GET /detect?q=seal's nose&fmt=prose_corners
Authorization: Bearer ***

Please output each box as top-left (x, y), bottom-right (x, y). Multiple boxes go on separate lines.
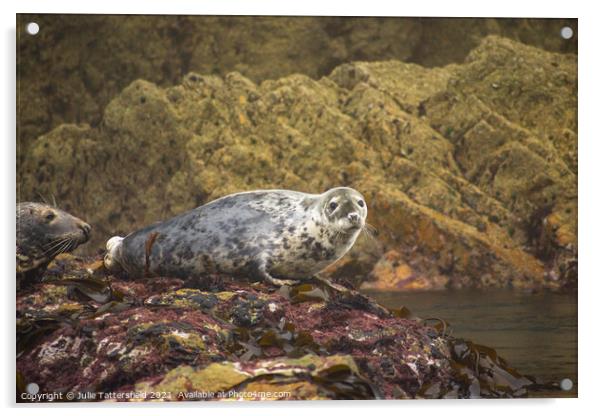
top-left (79, 222), bottom-right (92, 239)
top-left (348, 212), bottom-right (360, 224)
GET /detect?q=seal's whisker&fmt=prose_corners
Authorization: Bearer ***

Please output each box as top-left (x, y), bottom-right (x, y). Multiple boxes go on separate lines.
top-left (51, 237), bottom-right (74, 257)
top-left (43, 236), bottom-right (71, 249)
top-left (335, 230), bottom-right (345, 242)
top-left (56, 239), bottom-right (74, 256)
top-left (365, 223), bottom-right (377, 234)
top-left (65, 239), bottom-right (77, 254)
top-left (36, 192), bottom-right (49, 205)
top-left (48, 239), bottom-right (68, 257)
top-left (363, 224), bottom-right (376, 238)
top-left (43, 236), bottom-right (67, 248)
top-left (42, 237), bottom-right (70, 255)
top-left (361, 227), bottom-right (377, 243)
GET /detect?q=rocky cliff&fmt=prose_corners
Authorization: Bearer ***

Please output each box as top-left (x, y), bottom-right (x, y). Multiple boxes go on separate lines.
top-left (17, 15), bottom-right (577, 166)
top-left (19, 35), bottom-right (577, 290)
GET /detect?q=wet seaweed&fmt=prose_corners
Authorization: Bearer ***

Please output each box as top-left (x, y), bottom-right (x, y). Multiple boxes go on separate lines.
top-left (447, 338), bottom-right (534, 398)
top-left (281, 276), bottom-right (392, 318)
top-left (48, 276), bottom-right (124, 304)
top-left (225, 362), bottom-right (382, 400)
top-left (16, 254), bottom-right (546, 400)
top-left (17, 316), bottom-right (65, 357)
top-left (226, 320), bottom-right (326, 361)
top-left (313, 363), bottom-right (383, 399)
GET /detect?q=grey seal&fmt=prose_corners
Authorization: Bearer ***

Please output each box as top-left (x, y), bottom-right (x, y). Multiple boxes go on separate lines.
top-left (17, 202), bottom-right (92, 284)
top-left (104, 187), bottom-right (367, 286)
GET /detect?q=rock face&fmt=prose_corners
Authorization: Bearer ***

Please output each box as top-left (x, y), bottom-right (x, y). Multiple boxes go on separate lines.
top-left (19, 36), bottom-right (577, 290)
top-left (17, 15), bottom-right (577, 166)
top-left (17, 254), bottom-right (537, 400)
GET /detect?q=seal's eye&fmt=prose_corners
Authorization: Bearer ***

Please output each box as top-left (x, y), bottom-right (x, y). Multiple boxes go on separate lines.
top-left (45, 212), bottom-right (56, 222)
top-left (357, 200), bottom-right (365, 208)
top-left (329, 201), bottom-right (338, 211)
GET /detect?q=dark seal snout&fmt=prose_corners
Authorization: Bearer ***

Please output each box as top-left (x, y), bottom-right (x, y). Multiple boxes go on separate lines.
top-left (78, 221), bottom-right (92, 241)
top-left (347, 212), bottom-right (361, 225)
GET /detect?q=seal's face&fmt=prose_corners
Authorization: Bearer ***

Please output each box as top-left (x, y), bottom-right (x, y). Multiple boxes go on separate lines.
top-left (320, 187), bottom-right (367, 234)
top-left (17, 202), bottom-right (92, 257)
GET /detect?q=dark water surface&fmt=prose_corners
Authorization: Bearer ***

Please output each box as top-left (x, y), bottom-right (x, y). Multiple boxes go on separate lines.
top-left (363, 289), bottom-right (578, 398)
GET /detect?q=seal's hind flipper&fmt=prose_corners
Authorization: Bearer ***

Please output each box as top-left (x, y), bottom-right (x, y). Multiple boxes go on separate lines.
top-left (104, 236), bottom-right (124, 272)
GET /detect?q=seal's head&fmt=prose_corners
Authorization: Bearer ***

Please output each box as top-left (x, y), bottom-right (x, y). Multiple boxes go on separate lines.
top-left (319, 187), bottom-right (367, 234)
top-left (17, 202), bottom-right (91, 263)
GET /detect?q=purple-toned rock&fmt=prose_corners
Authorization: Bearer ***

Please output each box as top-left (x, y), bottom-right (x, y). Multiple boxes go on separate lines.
top-left (17, 254), bottom-right (536, 401)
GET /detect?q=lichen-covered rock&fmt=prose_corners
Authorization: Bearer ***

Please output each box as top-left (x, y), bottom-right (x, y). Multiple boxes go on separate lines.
top-left (17, 255), bottom-right (538, 401)
top-left (19, 36), bottom-right (577, 290)
top-left (133, 355), bottom-right (377, 401)
top-left (17, 15), bottom-right (577, 164)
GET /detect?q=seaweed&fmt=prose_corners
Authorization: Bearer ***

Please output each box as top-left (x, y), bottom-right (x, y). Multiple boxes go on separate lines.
top-left (17, 316), bottom-right (65, 357)
top-left (280, 276), bottom-right (391, 317)
top-left (223, 361), bottom-right (382, 400)
top-left (286, 283), bottom-right (330, 303)
top-left (387, 305), bottom-right (412, 319)
top-left (48, 276), bottom-right (125, 304)
top-left (313, 363), bottom-right (382, 399)
top-left (17, 273), bottom-right (133, 359)
top-left (226, 320), bottom-right (326, 361)
top-left (16, 254), bottom-right (547, 400)
top-left (447, 338), bottom-right (534, 398)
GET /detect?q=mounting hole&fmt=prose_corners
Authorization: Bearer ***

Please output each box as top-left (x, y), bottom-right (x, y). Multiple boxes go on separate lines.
top-left (26, 22), bottom-right (39, 36)
top-left (560, 378), bottom-right (573, 391)
top-left (560, 26), bottom-right (573, 40)
top-left (25, 382), bottom-right (40, 395)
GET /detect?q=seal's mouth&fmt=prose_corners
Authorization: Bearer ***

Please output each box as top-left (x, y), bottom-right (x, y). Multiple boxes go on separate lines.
top-left (336, 217), bottom-right (364, 233)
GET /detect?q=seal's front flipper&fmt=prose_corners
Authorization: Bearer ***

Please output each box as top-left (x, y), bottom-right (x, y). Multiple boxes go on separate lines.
top-left (104, 236), bottom-right (124, 272)
top-left (257, 262), bottom-right (299, 287)
top-left (264, 274), bottom-right (299, 287)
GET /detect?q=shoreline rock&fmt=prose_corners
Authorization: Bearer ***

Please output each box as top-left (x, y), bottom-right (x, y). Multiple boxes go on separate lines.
top-left (17, 254), bottom-right (549, 401)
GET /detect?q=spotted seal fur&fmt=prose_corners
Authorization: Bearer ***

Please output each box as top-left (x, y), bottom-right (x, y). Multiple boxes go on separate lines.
top-left (104, 187), bottom-right (367, 286)
top-left (17, 202), bottom-right (91, 284)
